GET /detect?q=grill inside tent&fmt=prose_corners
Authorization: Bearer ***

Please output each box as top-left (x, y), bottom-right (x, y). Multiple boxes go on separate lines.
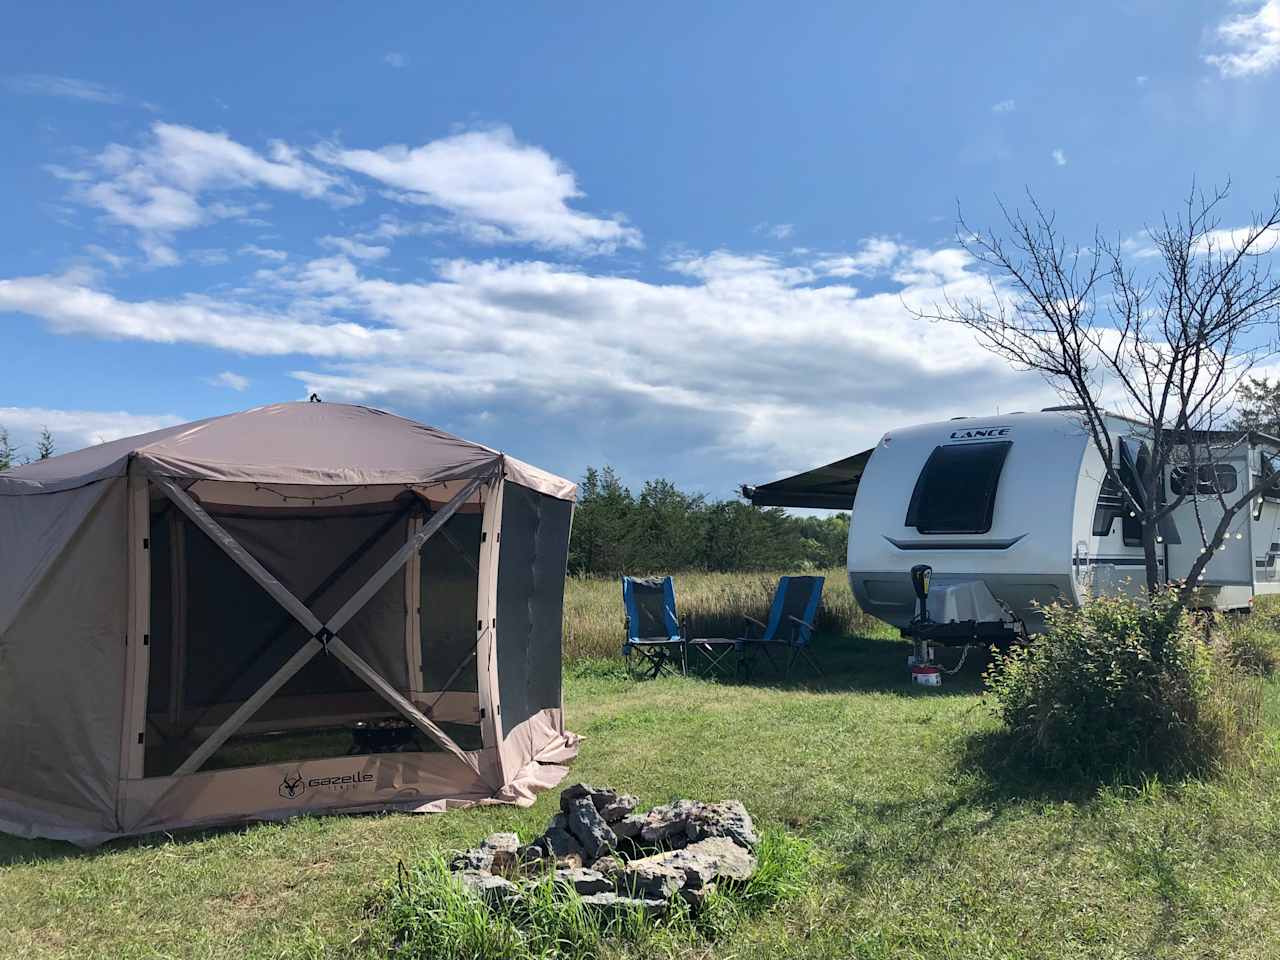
top-left (0, 403), bottom-right (579, 845)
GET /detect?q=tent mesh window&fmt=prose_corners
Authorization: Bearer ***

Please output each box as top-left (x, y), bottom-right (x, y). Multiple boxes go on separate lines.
top-left (144, 490), bottom-right (468, 777)
top-left (416, 505), bottom-right (484, 751)
top-left (496, 484), bottom-right (572, 738)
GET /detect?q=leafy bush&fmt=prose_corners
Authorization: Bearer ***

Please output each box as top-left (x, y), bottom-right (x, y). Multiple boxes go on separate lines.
top-left (1216, 604), bottom-right (1280, 677)
top-left (983, 591), bottom-right (1262, 779)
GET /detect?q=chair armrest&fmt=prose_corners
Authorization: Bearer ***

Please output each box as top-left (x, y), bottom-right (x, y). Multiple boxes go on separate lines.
top-left (787, 614), bottom-right (816, 631)
top-left (742, 615), bottom-right (767, 638)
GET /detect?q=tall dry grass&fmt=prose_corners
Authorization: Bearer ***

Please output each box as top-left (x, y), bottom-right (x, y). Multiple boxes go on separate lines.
top-left (562, 567), bottom-right (878, 660)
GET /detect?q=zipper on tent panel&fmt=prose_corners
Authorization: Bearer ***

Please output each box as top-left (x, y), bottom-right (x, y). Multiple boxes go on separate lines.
top-left (119, 465), bottom-right (151, 783)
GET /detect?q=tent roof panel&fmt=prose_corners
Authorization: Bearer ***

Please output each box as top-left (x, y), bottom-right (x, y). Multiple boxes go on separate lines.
top-left (1, 403), bottom-right (575, 500)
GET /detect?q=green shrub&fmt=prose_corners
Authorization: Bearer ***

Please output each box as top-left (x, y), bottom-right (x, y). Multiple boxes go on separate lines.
top-left (1216, 606), bottom-right (1280, 677)
top-left (983, 591), bottom-right (1262, 779)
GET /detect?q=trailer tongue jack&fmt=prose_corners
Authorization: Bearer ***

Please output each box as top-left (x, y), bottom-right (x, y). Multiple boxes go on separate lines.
top-left (907, 565), bottom-right (941, 686)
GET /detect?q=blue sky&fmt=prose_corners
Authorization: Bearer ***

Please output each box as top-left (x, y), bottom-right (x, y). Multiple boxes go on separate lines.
top-left (3, 1), bottom-right (1280, 496)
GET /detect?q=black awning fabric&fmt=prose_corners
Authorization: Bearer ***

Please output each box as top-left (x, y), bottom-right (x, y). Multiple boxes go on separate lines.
top-left (741, 448), bottom-right (873, 510)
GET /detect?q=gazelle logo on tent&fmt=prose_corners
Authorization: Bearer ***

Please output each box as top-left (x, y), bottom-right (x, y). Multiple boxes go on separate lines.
top-left (278, 770), bottom-right (306, 800)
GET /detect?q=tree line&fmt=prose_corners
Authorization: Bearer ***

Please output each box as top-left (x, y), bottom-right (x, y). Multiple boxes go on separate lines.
top-left (567, 466), bottom-right (849, 577)
top-left (0, 425), bottom-right (54, 471)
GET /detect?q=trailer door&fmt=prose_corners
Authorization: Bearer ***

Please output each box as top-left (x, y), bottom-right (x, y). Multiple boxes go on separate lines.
top-left (1164, 448), bottom-right (1253, 586)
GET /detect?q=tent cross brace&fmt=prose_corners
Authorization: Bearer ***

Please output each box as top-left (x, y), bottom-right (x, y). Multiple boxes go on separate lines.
top-left (150, 473), bottom-right (490, 778)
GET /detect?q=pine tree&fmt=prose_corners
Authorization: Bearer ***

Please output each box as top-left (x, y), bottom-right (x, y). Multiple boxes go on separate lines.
top-left (0, 427), bottom-right (15, 472)
top-left (36, 427), bottom-right (54, 460)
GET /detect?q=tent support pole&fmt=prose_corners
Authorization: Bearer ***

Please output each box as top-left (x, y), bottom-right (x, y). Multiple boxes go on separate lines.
top-left (166, 501), bottom-right (415, 746)
top-left (168, 510), bottom-right (187, 726)
top-left (153, 477), bottom-right (324, 634)
top-left (475, 475), bottom-right (506, 783)
top-left (404, 513), bottom-right (424, 697)
top-left (172, 639), bottom-right (324, 776)
top-left (151, 472), bottom-right (489, 778)
top-left (119, 463), bottom-right (152, 783)
top-left (326, 638), bottom-right (480, 774)
top-left (324, 476), bottom-right (488, 635)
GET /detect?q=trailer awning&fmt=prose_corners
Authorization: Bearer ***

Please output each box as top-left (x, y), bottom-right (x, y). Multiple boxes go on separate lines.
top-left (741, 448), bottom-right (873, 510)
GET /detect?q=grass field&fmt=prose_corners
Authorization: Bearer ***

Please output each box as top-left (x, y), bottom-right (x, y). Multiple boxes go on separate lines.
top-left (3, 578), bottom-right (1280, 959)
top-left (562, 567), bottom-right (874, 659)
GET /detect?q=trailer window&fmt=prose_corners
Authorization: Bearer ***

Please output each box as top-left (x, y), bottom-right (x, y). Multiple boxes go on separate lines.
top-left (905, 441), bottom-right (1011, 534)
top-left (1170, 463), bottom-right (1238, 496)
top-left (1092, 438), bottom-right (1150, 546)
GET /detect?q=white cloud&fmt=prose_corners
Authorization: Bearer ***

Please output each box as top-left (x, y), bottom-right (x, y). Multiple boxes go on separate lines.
top-left (209, 370), bottom-right (250, 391)
top-left (0, 242), bottom-right (1045, 470)
top-left (60, 123), bottom-right (356, 260)
top-left (319, 235), bottom-right (390, 260)
top-left (190, 248), bottom-right (230, 266)
top-left (384, 52), bottom-right (408, 68)
top-left (753, 222), bottom-right (794, 240)
top-left (1135, 75), bottom-right (1149, 86)
top-left (1051, 148), bottom-right (1068, 166)
top-left (0, 406), bottom-right (183, 454)
top-left (991, 98), bottom-right (1016, 113)
top-left (320, 126), bottom-right (642, 254)
top-left (239, 244), bottom-right (289, 261)
top-left (814, 236), bottom-right (902, 277)
top-left (1193, 223), bottom-right (1280, 255)
top-left (1205, 0), bottom-right (1280, 77)
top-left (4, 74), bottom-right (124, 104)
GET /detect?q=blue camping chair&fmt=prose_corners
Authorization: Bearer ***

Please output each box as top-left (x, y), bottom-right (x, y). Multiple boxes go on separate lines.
top-left (740, 576), bottom-right (826, 679)
top-left (621, 576), bottom-right (687, 679)
top-left (687, 575), bottom-right (826, 680)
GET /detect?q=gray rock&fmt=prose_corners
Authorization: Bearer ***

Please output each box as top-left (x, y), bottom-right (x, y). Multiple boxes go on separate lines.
top-left (553, 867), bottom-right (613, 895)
top-left (639, 799), bottom-right (702, 844)
top-left (655, 837), bottom-right (757, 885)
top-left (449, 847), bottom-right (493, 872)
top-left (456, 870), bottom-right (520, 905)
top-left (639, 798), bottom-right (759, 851)
top-left (680, 881), bottom-right (716, 909)
top-left (686, 800), bottom-right (758, 850)
top-left (543, 827), bottom-right (584, 868)
top-left (618, 859), bottom-right (684, 899)
top-left (618, 837), bottom-right (755, 906)
top-left (598, 794), bottom-right (639, 823)
top-left (610, 815), bottom-right (645, 841)
top-left (516, 843), bottom-right (552, 876)
top-left (559, 783), bottom-right (619, 813)
top-left (479, 831), bottom-right (521, 876)
top-left (591, 855), bottom-right (624, 879)
top-left (566, 797), bottom-right (615, 862)
top-left (579, 891), bottom-right (668, 919)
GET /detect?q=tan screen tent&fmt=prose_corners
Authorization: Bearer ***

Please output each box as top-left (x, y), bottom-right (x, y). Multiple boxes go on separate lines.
top-left (0, 402), bottom-right (580, 846)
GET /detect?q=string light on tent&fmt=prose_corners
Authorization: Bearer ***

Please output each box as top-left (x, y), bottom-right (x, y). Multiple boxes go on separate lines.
top-left (252, 484), bottom-right (364, 505)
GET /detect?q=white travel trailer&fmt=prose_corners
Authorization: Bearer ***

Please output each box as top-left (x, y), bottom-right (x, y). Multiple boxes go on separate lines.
top-left (744, 408), bottom-right (1280, 641)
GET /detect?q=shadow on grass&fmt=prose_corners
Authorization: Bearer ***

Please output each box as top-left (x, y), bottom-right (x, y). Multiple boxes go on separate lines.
top-left (0, 817), bottom-right (277, 867)
top-left (677, 631), bottom-right (993, 698)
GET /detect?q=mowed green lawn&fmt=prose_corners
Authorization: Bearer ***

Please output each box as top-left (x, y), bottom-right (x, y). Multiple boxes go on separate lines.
top-left (3, 632), bottom-right (1280, 959)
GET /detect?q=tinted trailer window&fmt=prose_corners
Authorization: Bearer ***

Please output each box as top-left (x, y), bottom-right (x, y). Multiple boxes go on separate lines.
top-left (905, 440), bottom-right (1012, 534)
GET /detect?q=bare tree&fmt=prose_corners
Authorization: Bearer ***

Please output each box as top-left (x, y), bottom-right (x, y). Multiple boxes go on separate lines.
top-left (916, 183), bottom-right (1280, 605)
